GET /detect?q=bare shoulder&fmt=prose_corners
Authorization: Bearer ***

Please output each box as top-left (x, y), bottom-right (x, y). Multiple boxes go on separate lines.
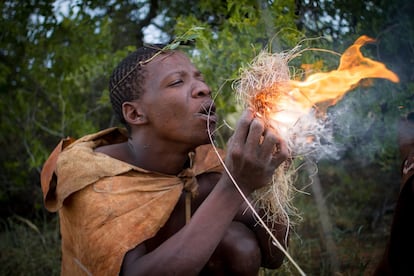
top-left (94, 142), bottom-right (130, 163)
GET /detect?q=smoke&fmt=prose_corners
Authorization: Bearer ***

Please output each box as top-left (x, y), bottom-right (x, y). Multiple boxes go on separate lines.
top-left (285, 82), bottom-right (402, 167)
top-left (316, 85), bottom-right (399, 167)
top-left (286, 110), bottom-right (345, 161)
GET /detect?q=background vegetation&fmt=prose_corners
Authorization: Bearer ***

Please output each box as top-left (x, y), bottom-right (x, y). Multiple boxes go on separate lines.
top-left (1, 0), bottom-right (413, 275)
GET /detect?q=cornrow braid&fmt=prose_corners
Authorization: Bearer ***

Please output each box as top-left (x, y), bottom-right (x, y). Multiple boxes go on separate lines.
top-left (109, 44), bottom-right (167, 129)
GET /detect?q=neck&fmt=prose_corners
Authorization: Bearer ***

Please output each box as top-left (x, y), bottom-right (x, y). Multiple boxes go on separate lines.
top-left (127, 138), bottom-right (192, 175)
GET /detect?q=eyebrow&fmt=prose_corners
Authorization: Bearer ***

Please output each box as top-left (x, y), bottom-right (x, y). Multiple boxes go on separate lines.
top-left (170, 69), bottom-right (203, 78)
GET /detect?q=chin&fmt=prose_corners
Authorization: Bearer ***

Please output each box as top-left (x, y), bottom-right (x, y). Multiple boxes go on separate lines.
top-left (196, 136), bottom-right (214, 148)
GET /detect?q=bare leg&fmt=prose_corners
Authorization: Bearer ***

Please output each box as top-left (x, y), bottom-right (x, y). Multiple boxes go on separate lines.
top-left (200, 221), bottom-right (261, 276)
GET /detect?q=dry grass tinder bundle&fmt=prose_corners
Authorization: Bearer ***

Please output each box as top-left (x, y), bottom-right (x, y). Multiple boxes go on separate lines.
top-left (232, 47), bottom-right (337, 226)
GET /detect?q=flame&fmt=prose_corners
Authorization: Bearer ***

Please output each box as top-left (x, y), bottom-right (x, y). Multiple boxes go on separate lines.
top-left (257, 35), bottom-right (400, 131)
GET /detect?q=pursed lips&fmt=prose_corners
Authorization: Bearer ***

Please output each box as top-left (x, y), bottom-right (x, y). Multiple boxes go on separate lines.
top-left (195, 102), bottom-right (217, 123)
top-left (195, 112), bottom-right (217, 123)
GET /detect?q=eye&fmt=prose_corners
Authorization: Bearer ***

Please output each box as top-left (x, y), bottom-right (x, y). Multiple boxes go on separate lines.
top-left (169, 79), bottom-right (183, 87)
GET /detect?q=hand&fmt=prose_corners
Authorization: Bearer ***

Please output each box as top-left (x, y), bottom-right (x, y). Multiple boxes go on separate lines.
top-left (225, 109), bottom-right (288, 194)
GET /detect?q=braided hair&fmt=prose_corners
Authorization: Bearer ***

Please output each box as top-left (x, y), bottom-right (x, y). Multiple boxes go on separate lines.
top-left (109, 44), bottom-right (166, 128)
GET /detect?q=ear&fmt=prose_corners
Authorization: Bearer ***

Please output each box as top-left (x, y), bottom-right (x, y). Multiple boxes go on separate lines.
top-left (122, 101), bottom-right (148, 126)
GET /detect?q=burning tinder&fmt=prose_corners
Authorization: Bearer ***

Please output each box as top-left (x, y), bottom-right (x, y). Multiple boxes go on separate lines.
top-left (233, 35), bottom-right (399, 226)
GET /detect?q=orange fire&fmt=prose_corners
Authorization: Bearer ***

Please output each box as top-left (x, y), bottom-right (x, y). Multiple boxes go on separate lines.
top-left (255, 35), bottom-right (400, 130)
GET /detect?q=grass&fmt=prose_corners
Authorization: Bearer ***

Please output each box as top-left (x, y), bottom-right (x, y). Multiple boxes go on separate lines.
top-left (0, 215), bottom-right (61, 276)
top-left (260, 160), bottom-right (396, 276)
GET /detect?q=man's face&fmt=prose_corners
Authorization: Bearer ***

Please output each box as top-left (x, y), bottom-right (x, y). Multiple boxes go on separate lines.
top-left (139, 51), bottom-right (217, 148)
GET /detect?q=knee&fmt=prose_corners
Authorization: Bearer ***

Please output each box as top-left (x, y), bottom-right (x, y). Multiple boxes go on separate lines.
top-left (220, 221), bottom-right (261, 275)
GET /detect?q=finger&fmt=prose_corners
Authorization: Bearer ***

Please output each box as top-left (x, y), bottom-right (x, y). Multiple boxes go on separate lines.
top-left (231, 109), bottom-right (255, 145)
top-left (278, 137), bottom-right (288, 156)
top-left (259, 128), bottom-right (279, 157)
top-left (270, 138), bottom-right (289, 165)
top-left (245, 117), bottom-right (266, 149)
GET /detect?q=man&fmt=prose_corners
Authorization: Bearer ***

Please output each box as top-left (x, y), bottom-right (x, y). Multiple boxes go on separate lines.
top-left (374, 112), bottom-right (414, 275)
top-left (41, 45), bottom-right (290, 275)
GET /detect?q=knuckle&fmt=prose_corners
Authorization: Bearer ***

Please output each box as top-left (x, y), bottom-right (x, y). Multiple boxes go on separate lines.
top-left (239, 115), bottom-right (252, 128)
top-left (250, 118), bottom-right (265, 131)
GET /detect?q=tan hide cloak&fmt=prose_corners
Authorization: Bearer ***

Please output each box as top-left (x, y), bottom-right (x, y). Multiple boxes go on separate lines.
top-left (40, 127), bottom-right (224, 275)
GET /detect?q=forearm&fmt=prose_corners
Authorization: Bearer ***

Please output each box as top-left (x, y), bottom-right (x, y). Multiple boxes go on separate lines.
top-left (123, 176), bottom-right (245, 275)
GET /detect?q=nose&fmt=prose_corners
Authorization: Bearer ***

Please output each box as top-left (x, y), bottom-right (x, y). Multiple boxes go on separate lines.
top-left (192, 80), bottom-right (211, 98)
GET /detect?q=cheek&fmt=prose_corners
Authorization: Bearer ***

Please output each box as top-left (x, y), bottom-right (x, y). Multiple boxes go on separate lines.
top-left (155, 102), bottom-right (187, 126)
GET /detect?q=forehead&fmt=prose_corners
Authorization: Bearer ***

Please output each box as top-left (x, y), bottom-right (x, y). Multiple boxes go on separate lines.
top-left (144, 51), bottom-right (197, 77)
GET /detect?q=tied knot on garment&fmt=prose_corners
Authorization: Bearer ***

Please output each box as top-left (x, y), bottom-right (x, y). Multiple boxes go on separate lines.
top-left (178, 151), bottom-right (199, 198)
top-left (177, 151), bottom-right (198, 224)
